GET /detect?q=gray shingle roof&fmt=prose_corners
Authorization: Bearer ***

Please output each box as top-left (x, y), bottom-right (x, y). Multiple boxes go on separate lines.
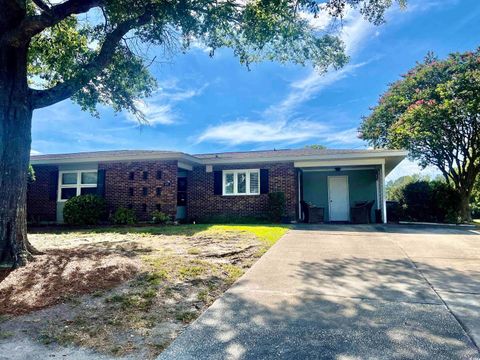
top-left (194, 148), bottom-right (390, 159)
top-left (30, 150), bottom-right (183, 161)
top-left (30, 148), bottom-right (407, 165)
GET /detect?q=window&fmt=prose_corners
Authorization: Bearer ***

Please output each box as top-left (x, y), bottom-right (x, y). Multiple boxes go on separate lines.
top-left (142, 187), bottom-right (148, 196)
top-left (156, 170), bottom-right (162, 180)
top-left (129, 172), bottom-right (135, 180)
top-left (142, 204), bottom-right (147, 212)
top-left (58, 170), bottom-right (97, 201)
top-left (222, 169), bottom-right (260, 196)
top-left (143, 171), bottom-right (149, 180)
top-left (156, 187), bottom-right (162, 196)
top-left (129, 187), bottom-right (134, 196)
top-left (156, 204), bottom-right (162, 211)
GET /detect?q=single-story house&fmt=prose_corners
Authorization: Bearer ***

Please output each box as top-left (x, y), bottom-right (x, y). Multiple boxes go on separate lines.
top-left (28, 148), bottom-right (407, 224)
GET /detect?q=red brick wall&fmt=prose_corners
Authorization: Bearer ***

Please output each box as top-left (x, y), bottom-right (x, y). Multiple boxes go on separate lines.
top-left (187, 162), bottom-right (297, 220)
top-left (99, 160), bottom-right (178, 221)
top-left (27, 165), bottom-right (58, 222)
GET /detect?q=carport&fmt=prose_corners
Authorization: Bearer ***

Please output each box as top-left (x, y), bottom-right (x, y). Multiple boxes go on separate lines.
top-left (295, 151), bottom-right (407, 223)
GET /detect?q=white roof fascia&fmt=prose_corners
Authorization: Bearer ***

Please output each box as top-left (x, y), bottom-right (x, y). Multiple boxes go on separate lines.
top-left (31, 153), bottom-right (201, 166)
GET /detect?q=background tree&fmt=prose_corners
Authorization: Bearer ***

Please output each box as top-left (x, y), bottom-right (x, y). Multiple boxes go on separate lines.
top-left (360, 49), bottom-right (480, 221)
top-left (0, 0), bottom-right (404, 267)
top-left (305, 144), bottom-right (327, 150)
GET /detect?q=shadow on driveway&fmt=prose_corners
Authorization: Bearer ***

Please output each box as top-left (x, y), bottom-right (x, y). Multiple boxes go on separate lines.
top-left (159, 233), bottom-right (480, 359)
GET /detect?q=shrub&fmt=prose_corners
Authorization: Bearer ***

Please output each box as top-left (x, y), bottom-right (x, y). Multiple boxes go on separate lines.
top-left (63, 195), bottom-right (107, 225)
top-left (111, 207), bottom-right (137, 225)
top-left (267, 192), bottom-right (286, 223)
top-left (395, 180), bottom-right (461, 223)
top-left (151, 210), bottom-right (170, 224)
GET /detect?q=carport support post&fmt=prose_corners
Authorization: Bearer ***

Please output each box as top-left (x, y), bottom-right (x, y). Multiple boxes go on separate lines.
top-left (381, 163), bottom-right (387, 223)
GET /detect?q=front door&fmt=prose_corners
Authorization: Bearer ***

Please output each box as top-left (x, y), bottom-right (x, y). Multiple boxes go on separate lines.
top-left (328, 176), bottom-right (349, 221)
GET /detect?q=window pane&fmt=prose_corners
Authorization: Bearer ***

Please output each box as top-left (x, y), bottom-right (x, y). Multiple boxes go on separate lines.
top-left (81, 172), bottom-right (97, 184)
top-left (62, 173), bottom-right (77, 185)
top-left (61, 187), bottom-right (77, 200)
top-left (80, 187), bottom-right (97, 196)
top-left (237, 172), bottom-right (246, 194)
top-left (250, 172), bottom-right (259, 194)
top-left (224, 173), bottom-right (234, 194)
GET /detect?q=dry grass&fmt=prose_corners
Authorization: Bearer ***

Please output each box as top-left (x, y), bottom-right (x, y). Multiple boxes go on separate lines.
top-left (0, 224), bottom-right (288, 359)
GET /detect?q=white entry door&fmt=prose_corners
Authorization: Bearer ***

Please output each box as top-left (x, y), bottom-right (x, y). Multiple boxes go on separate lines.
top-left (328, 176), bottom-right (349, 221)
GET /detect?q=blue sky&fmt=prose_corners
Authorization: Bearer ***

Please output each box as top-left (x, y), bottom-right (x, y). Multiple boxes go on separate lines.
top-left (31, 0), bottom-right (480, 179)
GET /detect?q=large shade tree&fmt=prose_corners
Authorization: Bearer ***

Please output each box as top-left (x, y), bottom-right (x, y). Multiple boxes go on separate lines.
top-left (0, 0), bottom-right (403, 267)
top-left (360, 49), bottom-right (480, 221)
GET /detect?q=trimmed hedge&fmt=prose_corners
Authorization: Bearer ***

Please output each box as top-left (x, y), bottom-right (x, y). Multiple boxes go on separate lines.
top-left (63, 195), bottom-right (108, 225)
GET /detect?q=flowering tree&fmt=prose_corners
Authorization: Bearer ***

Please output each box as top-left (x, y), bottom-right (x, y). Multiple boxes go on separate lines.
top-left (360, 50), bottom-right (480, 221)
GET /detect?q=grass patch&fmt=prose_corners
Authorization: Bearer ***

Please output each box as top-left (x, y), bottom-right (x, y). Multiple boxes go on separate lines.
top-left (205, 224), bottom-right (290, 247)
top-left (175, 310), bottom-right (197, 323)
top-left (21, 223), bottom-right (289, 359)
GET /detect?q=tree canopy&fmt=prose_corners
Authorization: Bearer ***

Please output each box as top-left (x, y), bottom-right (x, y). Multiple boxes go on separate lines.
top-left (360, 49), bottom-right (480, 220)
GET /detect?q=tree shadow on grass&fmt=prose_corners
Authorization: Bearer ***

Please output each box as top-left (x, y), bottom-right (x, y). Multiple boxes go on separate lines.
top-left (159, 257), bottom-right (480, 360)
top-left (0, 248), bottom-right (141, 315)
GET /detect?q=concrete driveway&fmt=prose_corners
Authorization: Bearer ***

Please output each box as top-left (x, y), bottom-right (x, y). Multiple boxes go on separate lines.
top-left (159, 225), bottom-right (480, 360)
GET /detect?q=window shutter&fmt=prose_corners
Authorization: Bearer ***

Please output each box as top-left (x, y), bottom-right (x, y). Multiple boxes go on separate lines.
top-left (97, 169), bottom-right (106, 197)
top-left (213, 171), bottom-right (222, 195)
top-left (49, 170), bottom-right (58, 201)
top-left (260, 169), bottom-right (269, 194)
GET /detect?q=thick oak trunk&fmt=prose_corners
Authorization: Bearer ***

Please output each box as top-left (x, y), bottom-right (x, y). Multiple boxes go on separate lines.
top-left (0, 43), bottom-right (38, 268)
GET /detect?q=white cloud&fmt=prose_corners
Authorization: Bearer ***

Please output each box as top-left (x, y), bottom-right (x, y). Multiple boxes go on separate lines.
top-left (126, 80), bottom-right (208, 126)
top-left (30, 149), bottom-right (41, 155)
top-left (196, 120), bottom-right (364, 147)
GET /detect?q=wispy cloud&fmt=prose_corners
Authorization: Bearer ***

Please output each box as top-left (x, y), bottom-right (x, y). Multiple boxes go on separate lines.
top-left (126, 79), bottom-right (208, 126)
top-left (197, 7), bottom-right (377, 147)
top-left (30, 149), bottom-right (41, 155)
top-left (196, 120), bottom-right (364, 147)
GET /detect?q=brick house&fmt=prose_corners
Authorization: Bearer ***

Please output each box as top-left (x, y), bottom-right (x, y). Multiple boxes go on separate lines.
top-left (28, 148), bottom-right (407, 224)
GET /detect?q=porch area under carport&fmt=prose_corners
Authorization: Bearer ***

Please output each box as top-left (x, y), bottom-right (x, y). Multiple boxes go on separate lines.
top-left (298, 167), bottom-right (382, 223)
top-left (293, 153), bottom-right (405, 224)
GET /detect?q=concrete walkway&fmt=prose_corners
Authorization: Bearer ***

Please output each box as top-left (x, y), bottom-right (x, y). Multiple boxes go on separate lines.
top-left (159, 225), bottom-right (480, 360)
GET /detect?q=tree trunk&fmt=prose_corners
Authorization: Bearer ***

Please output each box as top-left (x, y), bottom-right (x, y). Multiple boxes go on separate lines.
top-left (458, 190), bottom-right (472, 223)
top-left (0, 43), bottom-right (38, 268)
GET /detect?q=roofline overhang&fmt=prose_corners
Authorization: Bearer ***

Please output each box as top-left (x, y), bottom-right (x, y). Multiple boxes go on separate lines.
top-left (30, 150), bottom-right (408, 172)
top-left (30, 152), bottom-right (201, 166)
top-left (200, 150), bottom-right (408, 165)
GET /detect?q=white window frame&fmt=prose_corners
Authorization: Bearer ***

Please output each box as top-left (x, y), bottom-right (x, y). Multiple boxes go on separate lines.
top-left (58, 170), bottom-right (98, 202)
top-left (222, 169), bottom-right (260, 196)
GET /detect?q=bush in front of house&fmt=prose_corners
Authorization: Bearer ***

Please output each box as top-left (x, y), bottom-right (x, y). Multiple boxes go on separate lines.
top-left (394, 180), bottom-right (461, 223)
top-left (111, 207), bottom-right (137, 225)
top-left (267, 192), bottom-right (286, 223)
top-left (63, 194), bottom-right (108, 225)
top-left (151, 210), bottom-right (170, 224)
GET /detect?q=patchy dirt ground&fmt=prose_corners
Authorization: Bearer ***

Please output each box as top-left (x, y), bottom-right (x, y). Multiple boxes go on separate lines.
top-left (0, 225), bottom-right (288, 359)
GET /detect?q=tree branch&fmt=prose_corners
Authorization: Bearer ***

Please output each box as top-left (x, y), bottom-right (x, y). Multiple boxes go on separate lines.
top-left (1, 0), bottom-right (103, 47)
top-left (30, 13), bottom-right (152, 109)
top-left (31, 0), bottom-right (51, 13)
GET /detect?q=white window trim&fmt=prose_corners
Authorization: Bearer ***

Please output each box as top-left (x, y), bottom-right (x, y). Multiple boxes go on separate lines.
top-left (222, 169), bottom-right (260, 196)
top-left (58, 170), bottom-right (98, 202)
